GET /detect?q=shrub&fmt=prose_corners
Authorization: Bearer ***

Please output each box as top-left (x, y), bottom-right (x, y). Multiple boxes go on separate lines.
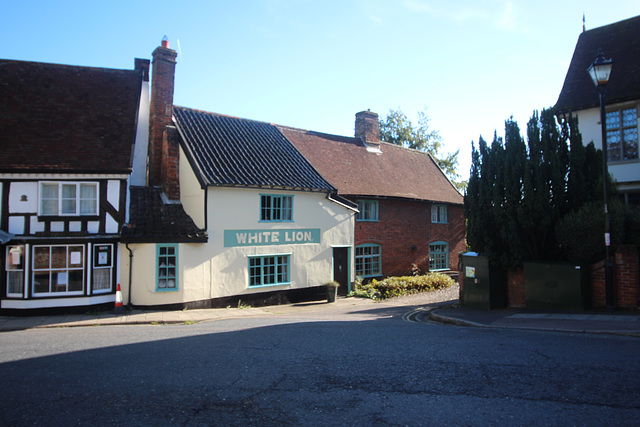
top-left (352, 273), bottom-right (454, 300)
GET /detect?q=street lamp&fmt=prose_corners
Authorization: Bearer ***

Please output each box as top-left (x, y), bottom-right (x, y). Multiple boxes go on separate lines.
top-left (587, 49), bottom-right (615, 310)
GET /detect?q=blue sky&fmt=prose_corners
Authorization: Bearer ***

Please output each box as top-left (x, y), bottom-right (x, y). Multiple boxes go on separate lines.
top-left (3, 1), bottom-right (639, 179)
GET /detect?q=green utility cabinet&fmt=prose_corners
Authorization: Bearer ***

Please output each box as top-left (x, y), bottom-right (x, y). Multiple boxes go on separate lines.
top-left (524, 261), bottom-right (589, 310)
top-left (460, 253), bottom-right (507, 310)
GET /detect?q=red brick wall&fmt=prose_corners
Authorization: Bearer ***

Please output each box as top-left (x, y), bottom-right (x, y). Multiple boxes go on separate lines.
top-left (591, 245), bottom-right (639, 309)
top-left (162, 127), bottom-right (180, 200)
top-left (149, 43), bottom-right (177, 189)
top-left (354, 198), bottom-right (465, 277)
top-left (504, 246), bottom-right (639, 309)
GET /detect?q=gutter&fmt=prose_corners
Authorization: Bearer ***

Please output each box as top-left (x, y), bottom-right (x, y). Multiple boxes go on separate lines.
top-left (326, 192), bottom-right (359, 212)
top-left (125, 243), bottom-right (133, 308)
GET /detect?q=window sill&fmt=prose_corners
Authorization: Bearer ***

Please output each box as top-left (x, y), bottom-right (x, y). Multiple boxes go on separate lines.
top-left (248, 282), bottom-right (291, 289)
top-left (37, 215), bottom-right (100, 221)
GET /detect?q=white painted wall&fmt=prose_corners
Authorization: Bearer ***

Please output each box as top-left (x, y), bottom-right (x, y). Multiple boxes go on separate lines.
top-left (124, 186), bottom-right (355, 306)
top-left (8, 182), bottom-right (37, 213)
top-left (179, 145), bottom-right (205, 229)
top-left (130, 80), bottom-right (150, 187)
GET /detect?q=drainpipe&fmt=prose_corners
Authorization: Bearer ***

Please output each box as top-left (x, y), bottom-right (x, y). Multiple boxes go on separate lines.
top-left (125, 243), bottom-right (133, 308)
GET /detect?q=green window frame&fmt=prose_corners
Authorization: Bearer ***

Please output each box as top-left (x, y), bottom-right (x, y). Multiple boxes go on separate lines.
top-left (157, 244), bottom-right (178, 292)
top-left (429, 241), bottom-right (449, 271)
top-left (356, 199), bottom-right (379, 221)
top-left (355, 244), bottom-right (381, 278)
top-left (248, 254), bottom-right (291, 287)
top-left (431, 204), bottom-right (448, 224)
top-left (260, 194), bottom-right (293, 222)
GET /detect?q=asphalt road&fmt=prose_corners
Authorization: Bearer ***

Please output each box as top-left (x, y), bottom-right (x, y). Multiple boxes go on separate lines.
top-left (1, 310), bottom-right (639, 426)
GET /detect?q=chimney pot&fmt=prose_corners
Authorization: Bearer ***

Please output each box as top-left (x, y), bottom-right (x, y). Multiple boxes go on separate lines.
top-left (161, 35), bottom-right (170, 48)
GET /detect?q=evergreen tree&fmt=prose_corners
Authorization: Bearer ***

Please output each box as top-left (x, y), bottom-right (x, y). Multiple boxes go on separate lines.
top-left (465, 107), bottom-right (607, 268)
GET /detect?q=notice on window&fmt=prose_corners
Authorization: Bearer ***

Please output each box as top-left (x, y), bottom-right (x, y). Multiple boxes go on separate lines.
top-left (57, 272), bottom-right (68, 285)
top-left (70, 252), bottom-right (82, 265)
top-left (98, 252), bottom-right (108, 265)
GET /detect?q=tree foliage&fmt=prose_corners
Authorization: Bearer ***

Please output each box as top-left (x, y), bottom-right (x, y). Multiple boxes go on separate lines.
top-left (379, 108), bottom-right (464, 191)
top-left (465, 108), bottom-right (613, 268)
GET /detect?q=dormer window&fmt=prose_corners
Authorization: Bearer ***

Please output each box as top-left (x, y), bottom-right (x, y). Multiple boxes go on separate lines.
top-left (39, 182), bottom-right (98, 216)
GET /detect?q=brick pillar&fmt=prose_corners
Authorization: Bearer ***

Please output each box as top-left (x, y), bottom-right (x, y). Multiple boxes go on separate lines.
top-left (149, 37), bottom-right (177, 192)
top-left (355, 110), bottom-right (380, 142)
top-left (507, 267), bottom-right (525, 308)
top-left (591, 245), bottom-right (639, 309)
top-left (614, 245), bottom-right (639, 308)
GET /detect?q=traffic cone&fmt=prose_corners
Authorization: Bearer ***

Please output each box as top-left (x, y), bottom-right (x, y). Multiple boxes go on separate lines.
top-left (114, 283), bottom-right (124, 314)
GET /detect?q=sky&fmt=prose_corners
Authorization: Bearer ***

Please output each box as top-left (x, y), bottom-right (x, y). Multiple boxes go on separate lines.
top-left (3, 1), bottom-right (639, 180)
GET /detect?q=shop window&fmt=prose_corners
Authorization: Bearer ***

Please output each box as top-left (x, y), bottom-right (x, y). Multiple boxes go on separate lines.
top-left (355, 244), bottom-right (381, 277)
top-left (606, 107), bottom-right (638, 161)
top-left (431, 204), bottom-right (448, 223)
top-left (32, 245), bottom-right (84, 295)
top-left (6, 245), bottom-right (24, 296)
top-left (157, 244), bottom-right (178, 291)
top-left (93, 244), bottom-right (113, 293)
top-left (429, 241), bottom-right (449, 271)
top-left (356, 200), bottom-right (379, 221)
top-left (249, 255), bottom-right (290, 287)
top-left (39, 182), bottom-right (98, 216)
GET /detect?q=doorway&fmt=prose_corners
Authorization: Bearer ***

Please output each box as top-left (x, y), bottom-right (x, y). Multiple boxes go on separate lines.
top-left (333, 247), bottom-right (349, 295)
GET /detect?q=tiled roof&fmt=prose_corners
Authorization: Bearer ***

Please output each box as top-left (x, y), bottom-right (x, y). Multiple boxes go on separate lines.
top-left (173, 106), bottom-right (335, 192)
top-left (279, 126), bottom-right (463, 205)
top-left (0, 59), bottom-right (142, 174)
top-left (122, 187), bottom-right (207, 243)
top-left (555, 15), bottom-right (640, 114)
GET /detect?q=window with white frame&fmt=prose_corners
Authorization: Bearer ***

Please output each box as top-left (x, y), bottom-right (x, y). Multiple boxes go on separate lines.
top-left (92, 244), bottom-right (113, 292)
top-left (356, 200), bottom-right (379, 221)
top-left (39, 182), bottom-right (98, 216)
top-left (606, 107), bottom-right (638, 161)
top-left (32, 245), bottom-right (84, 295)
top-left (157, 244), bottom-right (178, 291)
top-left (429, 241), bottom-right (449, 271)
top-left (431, 204), bottom-right (448, 223)
top-left (355, 244), bottom-right (381, 277)
top-left (6, 245), bottom-right (25, 296)
top-left (260, 195), bottom-right (293, 221)
top-left (249, 255), bottom-right (290, 287)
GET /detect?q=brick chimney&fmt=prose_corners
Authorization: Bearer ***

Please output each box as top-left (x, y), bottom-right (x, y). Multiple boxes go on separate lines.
top-left (355, 110), bottom-right (380, 142)
top-left (149, 36), bottom-right (179, 199)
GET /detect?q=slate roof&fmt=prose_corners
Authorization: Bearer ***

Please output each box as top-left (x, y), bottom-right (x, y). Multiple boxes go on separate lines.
top-left (122, 186), bottom-right (207, 243)
top-left (555, 15), bottom-right (640, 114)
top-left (279, 126), bottom-right (463, 205)
top-left (173, 106), bottom-right (335, 192)
top-left (0, 59), bottom-right (143, 174)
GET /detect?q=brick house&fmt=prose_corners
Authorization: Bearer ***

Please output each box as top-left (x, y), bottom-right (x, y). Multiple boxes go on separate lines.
top-left (280, 110), bottom-right (465, 286)
top-left (0, 58), bottom-right (148, 310)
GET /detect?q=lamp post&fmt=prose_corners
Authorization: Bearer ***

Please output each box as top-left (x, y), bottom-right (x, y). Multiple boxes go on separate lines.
top-left (587, 49), bottom-right (615, 311)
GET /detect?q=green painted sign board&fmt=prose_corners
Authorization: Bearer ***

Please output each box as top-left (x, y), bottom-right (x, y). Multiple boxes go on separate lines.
top-left (224, 229), bottom-right (321, 247)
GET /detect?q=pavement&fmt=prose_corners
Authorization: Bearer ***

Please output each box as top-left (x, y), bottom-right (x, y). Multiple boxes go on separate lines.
top-left (1, 296), bottom-right (639, 337)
